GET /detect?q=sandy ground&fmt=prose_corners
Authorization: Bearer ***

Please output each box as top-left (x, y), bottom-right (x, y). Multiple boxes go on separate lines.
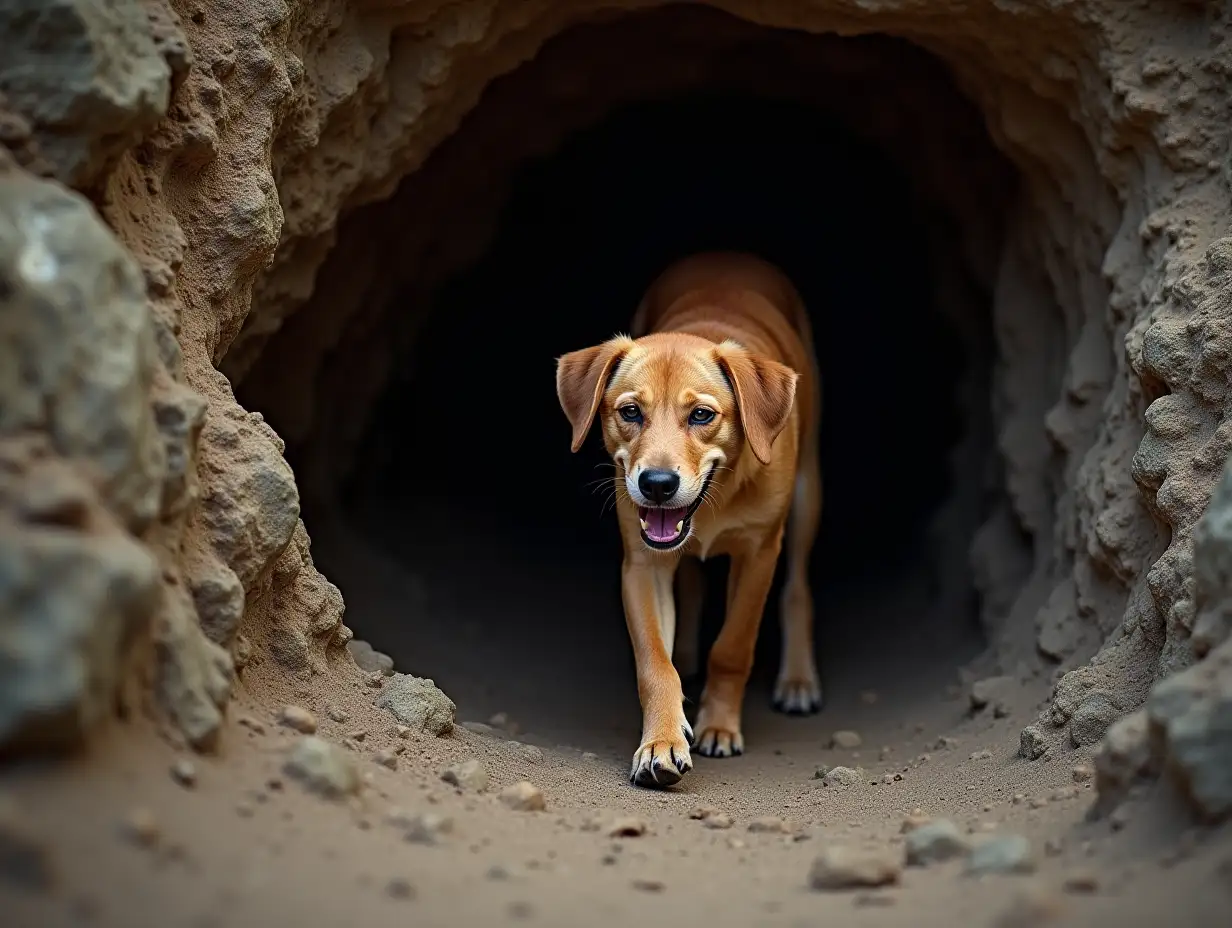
top-left (3, 511), bottom-right (1230, 928)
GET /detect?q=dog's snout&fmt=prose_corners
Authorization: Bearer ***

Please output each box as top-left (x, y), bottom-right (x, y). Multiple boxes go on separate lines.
top-left (638, 468), bottom-right (680, 504)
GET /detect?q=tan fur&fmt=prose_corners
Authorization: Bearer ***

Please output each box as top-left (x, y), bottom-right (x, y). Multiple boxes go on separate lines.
top-left (556, 251), bottom-right (823, 788)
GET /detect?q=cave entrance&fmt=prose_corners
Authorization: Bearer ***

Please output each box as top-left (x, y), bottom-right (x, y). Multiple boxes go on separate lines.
top-left (238, 7), bottom-right (1021, 748)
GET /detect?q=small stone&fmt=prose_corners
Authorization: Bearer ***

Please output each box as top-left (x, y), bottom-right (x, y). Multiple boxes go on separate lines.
top-left (808, 845), bottom-right (902, 890)
top-left (935, 736), bottom-right (960, 750)
top-left (279, 705), bottom-right (317, 734)
top-left (1069, 693), bottom-right (1121, 747)
top-left (812, 766), bottom-right (830, 779)
top-left (376, 675), bottom-right (456, 736)
top-left (348, 729), bottom-right (368, 742)
top-left (969, 749), bottom-right (993, 761)
top-left (404, 812), bottom-right (454, 844)
top-left (374, 751), bottom-right (398, 770)
top-left (122, 808), bottom-right (160, 848)
top-left (830, 730), bottom-right (862, 749)
top-left (689, 805), bottom-right (720, 820)
top-left (170, 759), bottom-right (197, 788)
top-left (607, 816), bottom-right (648, 838)
top-left (970, 676), bottom-right (1015, 716)
top-left (581, 752), bottom-right (598, 762)
top-left (0, 799), bottom-right (54, 891)
top-left (441, 760), bottom-right (488, 792)
top-left (993, 888), bottom-right (1063, 928)
top-left (822, 766), bottom-right (862, 787)
top-left (632, 878), bottom-right (664, 893)
top-left (486, 865), bottom-right (510, 880)
top-left (386, 877), bottom-right (415, 899)
top-left (1062, 871), bottom-right (1099, 894)
top-left (499, 782), bottom-right (545, 812)
top-left (1019, 726), bottom-right (1047, 760)
top-left (704, 813), bottom-right (734, 830)
top-left (880, 773), bottom-right (895, 785)
top-left (966, 835), bottom-right (1036, 876)
top-left (283, 736), bottom-right (360, 799)
top-left (1071, 763), bottom-right (1094, 783)
top-left (747, 816), bottom-right (793, 834)
top-left (519, 744), bottom-right (544, 764)
top-left (394, 725), bottom-right (412, 739)
top-left (347, 638), bottom-right (395, 676)
top-left (905, 820), bottom-right (969, 866)
top-left (325, 705), bottom-right (349, 724)
top-left (1029, 797), bottom-right (1049, 810)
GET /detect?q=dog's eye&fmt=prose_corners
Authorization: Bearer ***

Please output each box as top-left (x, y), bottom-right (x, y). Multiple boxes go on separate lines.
top-left (689, 407), bottom-right (717, 425)
top-left (619, 404), bottom-right (643, 424)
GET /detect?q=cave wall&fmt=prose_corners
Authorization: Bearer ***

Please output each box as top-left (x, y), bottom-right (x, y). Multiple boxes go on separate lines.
top-left (0, 0), bottom-right (1230, 816)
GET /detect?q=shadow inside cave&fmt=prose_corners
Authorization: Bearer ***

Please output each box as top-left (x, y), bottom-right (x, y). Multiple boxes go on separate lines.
top-left (303, 90), bottom-right (992, 750)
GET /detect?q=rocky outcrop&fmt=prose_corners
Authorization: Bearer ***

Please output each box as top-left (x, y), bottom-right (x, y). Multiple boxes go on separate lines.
top-left (0, 0), bottom-right (1230, 800)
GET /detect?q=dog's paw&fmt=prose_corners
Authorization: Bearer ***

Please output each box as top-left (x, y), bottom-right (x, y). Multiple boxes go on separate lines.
top-left (629, 727), bottom-right (693, 789)
top-left (772, 675), bottom-right (823, 716)
top-left (694, 724), bottom-right (744, 758)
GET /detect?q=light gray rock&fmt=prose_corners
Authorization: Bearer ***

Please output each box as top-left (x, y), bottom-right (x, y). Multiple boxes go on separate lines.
top-left (1069, 692), bottom-right (1121, 747)
top-left (822, 766), bottom-right (862, 787)
top-left (441, 759), bottom-right (488, 792)
top-left (1019, 726), bottom-right (1047, 760)
top-left (808, 845), bottom-right (902, 890)
top-left (348, 638), bottom-right (394, 675)
top-left (376, 674), bottom-right (456, 735)
top-left (283, 736), bottom-right (359, 799)
top-left (966, 835), bottom-right (1036, 876)
top-left (905, 819), bottom-right (969, 866)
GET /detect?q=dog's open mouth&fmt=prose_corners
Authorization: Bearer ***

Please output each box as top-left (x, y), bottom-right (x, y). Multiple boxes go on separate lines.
top-left (636, 466), bottom-right (716, 550)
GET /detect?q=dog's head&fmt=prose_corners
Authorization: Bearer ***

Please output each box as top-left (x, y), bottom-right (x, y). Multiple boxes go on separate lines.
top-left (556, 332), bottom-right (798, 551)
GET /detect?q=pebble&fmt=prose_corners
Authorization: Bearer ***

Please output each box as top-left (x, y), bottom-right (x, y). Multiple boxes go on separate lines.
top-left (969, 749), bottom-right (994, 761)
top-left (499, 782), bottom-right (545, 812)
top-left (283, 736), bottom-right (360, 799)
top-left (1071, 763), bottom-right (1094, 783)
top-left (1062, 871), bottom-right (1099, 894)
top-left (970, 675), bottom-right (1015, 717)
top-left (374, 751), bottom-right (398, 770)
top-left (122, 808), bottom-right (160, 848)
top-left (808, 845), bottom-right (902, 890)
top-left (689, 805), bottom-right (721, 820)
top-left (1019, 726), bottom-right (1047, 760)
top-left (376, 675), bottom-right (456, 735)
top-left (401, 812), bottom-right (454, 845)
top-left (830, 730), bottom-right (863, 749)
top-left (966, 835), bottom-right (1036, 876)
top-left (747, 816), bottom-right (794, 834)
top-left (935, 736), bottom-right (960, 750)
top-left (325, 705), bottom-right (349, 724)
top-left (0, 799), bottom-right (54, 891)
top-left (632, 878), bottom-right (664, 893)
top-left (347, 638), bottom-right (395, 676)
top-left (581, 752), bottom-right (598, 762)
top-left (170, 759), bottom-right (197, 788)
top-left (519, 744), bottom-right (544, 764)
top-left (704, 813), bottom-right (735, 830)
top-left (441, 759), bottom-right (489, 792)
top-left (822, 766), bottom-right (862, 787)
top-left (905, 820), bottom-right (969, 866)
top-left (279, 705), bottom-right (318, 734)
top-left (385, 877), bottom-right (415, 900)
top-left (486, 864), bottom-right (510, 880)
top-left (608, 817), bottom-right (649, 838)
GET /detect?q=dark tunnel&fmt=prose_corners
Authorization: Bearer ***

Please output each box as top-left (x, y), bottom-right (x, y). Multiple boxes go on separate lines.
top-left (301, 85), bottom-right (997, 746)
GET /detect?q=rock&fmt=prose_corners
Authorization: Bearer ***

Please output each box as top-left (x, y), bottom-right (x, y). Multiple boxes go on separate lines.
top-left (969, 749), bottom-right (994, 761)
top-left (519, 744), bottom-right (544, 764)
top-left (402, 812), bottom-right (454, 845)
top-left (0, 0), bottom-right (171, 187)
top-left (169, 759), bottom-right (197, 788)
top-left (376, 675), bottom-right (456, 736)
top-left (1092, 710), bottom-right (1154, 813)
top-left (278, 705), bottom-right (317, 734)
top-left (441, 759), bottom-right (488, 792)
top-left (747, 816), bottom-right (794, 834)
top-left (1062, 871), bottom-right (1099, 894)
top-left (373, 750), bottom-right (398, 770)
top-left (1069, 692), bottom-right (1121, 747)
top-left (122, 808), bottom-right (159, 848)
top-left (966, 835), bottom-right (1036, 876)
top-left (1019, 726), bottom-right (1047, 760)
top-left (808, 845), bottom-right (902, 890)
top-left (499, 781), bottom-right (545, 812)
top-left (631, 878), bottom-right (664, 893)
top-left (385, 877), bottom-right (415, 900)
top-left (905, 820), bottom-right (969, 866)
top-left (347, 638), bottom-right (394, 676)
top-left (1071, 763), bottom-right (1094, 783)
top-left (325, 705), bottom-right (349, 724)
top-left (830, 730), bottom-right (862, 749)
top-left (607, 816), bottom-right (648, 837)
top-left (283, 736), bottom-right (360, 799)
top-left (935, 736), bottom-right (961, 750)
top-left (970, 676), bottom-right (1015, 716)
top-left (703, 813), bottom-right (734, 830)
top-left (688, 805), bottom-right (720, 820)
top-left (822, 766), bottom-right (862, 787)
top-left (0, 798), bottom-right (54, 891)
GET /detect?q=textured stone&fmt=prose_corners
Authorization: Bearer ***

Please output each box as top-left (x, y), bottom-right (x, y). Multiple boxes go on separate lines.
top-left (347, 638), bottom-right (394, 676)
top-left (1069, 693), bottom-right (1122, 747)
top-left (283, 736), bottom-right (359, 799)
top-left (376, 674), bottom-right (456, 735)
top-left (966, 835), bottom-right (1036, 876)
top-left (905, 820), bottom-right (969, 866)
top-left (808, 846), bottom-right (902, 890)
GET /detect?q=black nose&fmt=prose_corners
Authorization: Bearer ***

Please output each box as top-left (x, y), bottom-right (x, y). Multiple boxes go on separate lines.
top-left (638, 469), bottom-right (680, 504)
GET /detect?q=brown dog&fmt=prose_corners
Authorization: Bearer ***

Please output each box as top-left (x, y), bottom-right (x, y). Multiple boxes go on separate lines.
top-left (555, 251), bottom-right (823, 788)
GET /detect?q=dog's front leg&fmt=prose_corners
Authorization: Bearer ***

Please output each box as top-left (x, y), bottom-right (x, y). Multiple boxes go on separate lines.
top-left (694, 534), bottom-right (783, 757)
top-left (622, 557), bottom-right (694, 788)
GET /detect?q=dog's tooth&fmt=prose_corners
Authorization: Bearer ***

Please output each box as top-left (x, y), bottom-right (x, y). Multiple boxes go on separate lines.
top-left (639, 519), bottom-right (648, 531)
top-left (676, 521), bottom-right (684, 533)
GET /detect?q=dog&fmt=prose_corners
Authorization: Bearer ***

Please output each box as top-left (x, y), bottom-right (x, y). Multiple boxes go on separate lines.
top-left (555, 251), bottom-right (823, 788)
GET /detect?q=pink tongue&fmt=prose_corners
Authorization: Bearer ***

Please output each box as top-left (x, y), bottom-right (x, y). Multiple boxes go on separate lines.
top-left (645, 506), bottom-right (689, 543)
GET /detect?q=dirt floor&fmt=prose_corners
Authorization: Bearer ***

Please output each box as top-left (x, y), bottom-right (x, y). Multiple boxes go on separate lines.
top-left (4, 505), bottom-right (1231, 928)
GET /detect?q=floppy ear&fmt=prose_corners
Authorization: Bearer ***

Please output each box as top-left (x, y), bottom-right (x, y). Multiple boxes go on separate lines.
top-left (556, 337), bottom-right (632, 453)
top-left (714, 341), bottom-right (799, 466)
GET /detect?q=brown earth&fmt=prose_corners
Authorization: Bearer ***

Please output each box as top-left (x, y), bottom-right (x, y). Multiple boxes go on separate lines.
top-left (3, 1), bottom-right (1232, 926)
